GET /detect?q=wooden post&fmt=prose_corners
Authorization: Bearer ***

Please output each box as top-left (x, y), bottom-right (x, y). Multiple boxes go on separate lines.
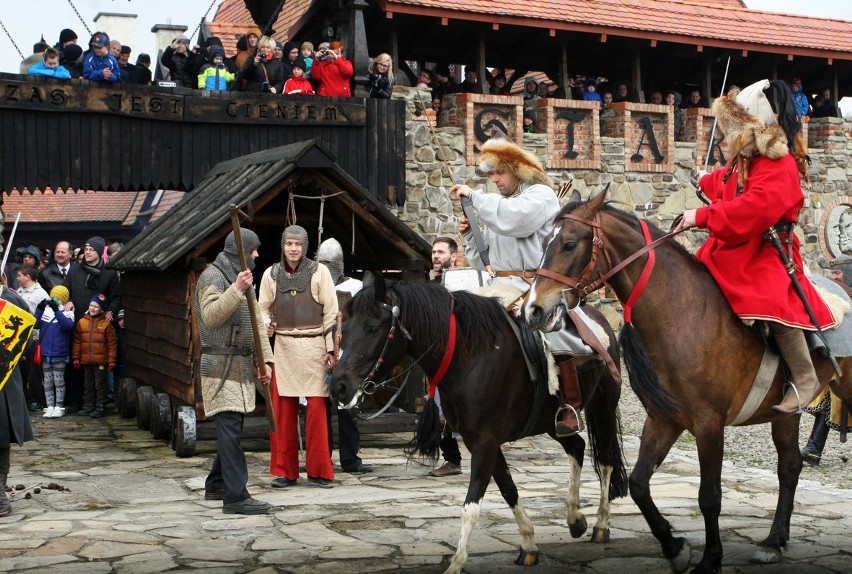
top-left (346, 0), bottom-right (371, 98)
top-left (477, 35), bottom-right (487, 94)
top-left (632, 53), bottom-right (642, 100)
top-left (560, 44), bottom-right (570, 99)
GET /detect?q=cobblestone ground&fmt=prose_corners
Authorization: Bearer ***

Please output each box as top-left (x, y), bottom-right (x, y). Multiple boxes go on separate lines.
top-left (0, 393), bottom-right (850, 573)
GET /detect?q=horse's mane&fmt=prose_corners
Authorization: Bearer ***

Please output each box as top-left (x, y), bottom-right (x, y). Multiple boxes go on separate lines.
top-left (351, 282), bottom-right (506, 362)
top-left (557, 200), bottom-right (696, 262)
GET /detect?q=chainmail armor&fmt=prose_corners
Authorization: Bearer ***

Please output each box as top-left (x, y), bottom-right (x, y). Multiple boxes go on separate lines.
top-left (276, 225), bottom-right (317, 292)
top-left (317, 238), bottom-right (344, 284)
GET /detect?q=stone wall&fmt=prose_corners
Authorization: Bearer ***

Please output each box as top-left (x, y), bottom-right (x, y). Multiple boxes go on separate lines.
top-left (394, 88), bottom-right (852, 326)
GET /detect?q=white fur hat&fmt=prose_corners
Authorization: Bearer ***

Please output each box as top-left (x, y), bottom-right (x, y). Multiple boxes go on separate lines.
top-left (735, 79), bottom-right (776, 125)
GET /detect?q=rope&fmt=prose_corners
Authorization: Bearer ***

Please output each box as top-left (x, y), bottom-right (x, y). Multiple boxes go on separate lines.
top-left (286, 190), bottom-right (344, 234)
top-left (65, 0), bottom-right (93, 36)
top-left (0, 18), bottom-right (24, 61)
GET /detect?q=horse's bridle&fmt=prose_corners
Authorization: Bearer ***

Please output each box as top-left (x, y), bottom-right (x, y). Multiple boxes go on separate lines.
top-left (357, 300), bottom-right (412, 395)
top-left (535, 212), bottom-right (681, 304)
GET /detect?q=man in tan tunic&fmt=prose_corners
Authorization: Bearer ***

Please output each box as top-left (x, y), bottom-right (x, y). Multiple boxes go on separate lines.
top-left (258, 225), bottom-right (338, 488)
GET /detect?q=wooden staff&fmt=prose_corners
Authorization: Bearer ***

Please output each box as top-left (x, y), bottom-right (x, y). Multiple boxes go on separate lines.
top-left (228, 205), bottom-right (277, 432)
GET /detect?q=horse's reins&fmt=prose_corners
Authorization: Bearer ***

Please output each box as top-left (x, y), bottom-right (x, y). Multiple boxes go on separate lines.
top-left (535, 213), bottom-right (684, 318)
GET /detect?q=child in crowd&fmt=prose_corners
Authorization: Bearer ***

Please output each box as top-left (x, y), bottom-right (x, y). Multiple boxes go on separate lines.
top-left (283, 59), bottom-right (314, 95)
top-left (300, 41), bottom-right (314, 77)
top-left (82, 32), bottom-right (120, 84)
top-left (197, 45), bottom-right (235, 91)
top-left (582, 78), bottom-right (602, 106)
top-left (34, 286), bottom-right (75, 418)
top-left (523, 109), bottom-right (536, 133)
top-left (27, 47), bottom-right (71, 79)
top-left (72, 294), bottom-right (117, 419)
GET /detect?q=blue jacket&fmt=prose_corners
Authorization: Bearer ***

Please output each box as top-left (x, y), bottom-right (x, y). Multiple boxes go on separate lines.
top-left (198, 64), bottom-right (236, 90)
top-left (83, 52), bottom-right (120, 83)
top-left (792, 87), bottom-right (810, 117)
top-left (27, 61), bottom-right (71, 79)
top-left (35, 306), bottom-right (75, 358)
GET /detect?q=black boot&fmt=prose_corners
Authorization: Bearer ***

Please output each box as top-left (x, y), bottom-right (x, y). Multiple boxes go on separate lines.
top-left (555, 357), bottom-right (584, 438)
top-left (801, 415), bottom-right (830, 467)
top-left (0, 474), bottom-right (10, 517)
top-left (90, 404), bottom-right (105, 418)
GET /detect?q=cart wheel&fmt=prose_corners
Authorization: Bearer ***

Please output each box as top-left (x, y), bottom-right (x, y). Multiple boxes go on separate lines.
top-left (136, 386), bottom-right (154, 430)
top-left (173, 406), bottom-right (197, 457)
top-left (150, 393), bottom-right (173, 440)
top-left (118, 377), bottom-right (137, 418)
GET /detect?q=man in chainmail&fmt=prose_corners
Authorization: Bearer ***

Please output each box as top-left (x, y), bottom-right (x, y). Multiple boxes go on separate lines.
top-left (316, 237), bottom-right (372, 474)
top-left (194, 228), bottom-right (274, 515)
top-left (258, 225), bottom-right (338, 488)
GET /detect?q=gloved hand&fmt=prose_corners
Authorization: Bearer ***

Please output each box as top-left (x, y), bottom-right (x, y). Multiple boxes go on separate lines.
top-left (107, 363), bottom-right (115, 371)
top-left (36, 299), bottom-right (49, 311)
top-left (48, 298), bottom-right (60, 311)
top-left (73, 360), bottom-right (81, 370)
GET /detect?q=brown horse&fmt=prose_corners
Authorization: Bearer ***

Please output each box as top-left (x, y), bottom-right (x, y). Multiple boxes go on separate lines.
top-left (522, 189), bottom-right (851, 574)
top-left (331, 273), bottom-right (627, 573)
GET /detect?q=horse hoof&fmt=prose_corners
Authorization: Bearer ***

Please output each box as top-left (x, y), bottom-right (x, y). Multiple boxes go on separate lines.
top-left (591, 527), bottom-right (610, 543)
top-left (751, 545), bottom-right (782, 564)
top-left (568, 516), bottom-right (588, 539)
top-left (670, 538), bottom-right (691, 574)
top-left (514, 547), bottom-right (539, 566)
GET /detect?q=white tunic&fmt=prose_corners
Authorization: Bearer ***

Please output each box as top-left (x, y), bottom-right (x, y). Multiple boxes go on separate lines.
top-left (462, 182), bottom-right (593, 356)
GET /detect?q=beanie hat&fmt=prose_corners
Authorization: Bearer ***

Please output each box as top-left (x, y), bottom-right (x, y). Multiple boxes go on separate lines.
top-left (208, 45), bottom-right (225, 61)
top-left (236, 36), bottom-right (248, 51)
top-left (91, 293), bottom-right (108, 311)
top-left (292, 58), bottom-right (306, 72)
top-left (135, 53), bottom-right (151, 65)
top-left (478, 138), bottom-right (551, 186)
top-left (205, 36), bottom-right (223, 48)
top-left (175, 35), bottom-right (190, 46)
top-left (584, 77), bottom-right (597, 88)
top-left (283, 41), bottom-right (299, 55)
top-left (86, 236), bottom-right (106, 256)
top-left (120, 45), bottom-right (131, 55)
top-left (117, 309), bottom-right (125, 320)
top-left (50, 285), bottom-right (70, 304)
top-left (523, 109), bottom-right (537, 122)
top-left (59, 28), bottom-right (78, 44)
top-left (62, 44), bottom-right (83, 62)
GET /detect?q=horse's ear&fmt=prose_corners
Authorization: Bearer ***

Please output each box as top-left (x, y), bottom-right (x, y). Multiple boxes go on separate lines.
top-left (362, 271), bottom-right (386, 301)
top-left (587, 183), bottom-right (609, 214)
top-left (568, 189), bottom-right (581, 204)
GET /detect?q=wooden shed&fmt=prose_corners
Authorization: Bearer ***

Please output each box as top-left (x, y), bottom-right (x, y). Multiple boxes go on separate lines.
top-left (108, 140), bottom-right (432, 454)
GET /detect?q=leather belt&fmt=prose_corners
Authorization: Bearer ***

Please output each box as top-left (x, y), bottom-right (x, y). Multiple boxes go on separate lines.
top-left (281, 331), bottom-right (323, 338)
top-left (202, 346), bottom-right (253, 356)
top-left (494, 270), bottom-right (537, 279)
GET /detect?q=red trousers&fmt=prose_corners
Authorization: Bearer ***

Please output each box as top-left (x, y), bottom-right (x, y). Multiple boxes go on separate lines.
top-left (269, 384), bottom-right (334, 481)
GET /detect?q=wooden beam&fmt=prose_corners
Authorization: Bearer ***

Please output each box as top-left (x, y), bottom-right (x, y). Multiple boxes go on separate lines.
top-left (549, 28), bottom-right (556, 38)
top-left (492, 22), bottom-right (499, 31)
top-left (828, 57), bottom-right (833, 65)
top-left (478, 35), bottom-right (487, 95)
top-left (385, 11), bottom-right (393, 19)
top-left (650, 39), bottom-right (657, 48)
top-left (600, 34), bottom-right (607, 43)
top-left (696, 45), bottom-right (703, 53)
top-left (441, 17), bottom-right (448, 26)
top-left (631, 52), bottom-right (642, 95)
top-left (787, 54), bottom-right (794, 61)
top-left (742, 50), bottom-right (748, 57)
top-left (560, 44), bottom-right (570, 100)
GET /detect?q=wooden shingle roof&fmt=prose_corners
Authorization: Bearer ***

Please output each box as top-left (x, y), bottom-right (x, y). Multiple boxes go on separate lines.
top-left (109, 140), bottom-right (431, 272)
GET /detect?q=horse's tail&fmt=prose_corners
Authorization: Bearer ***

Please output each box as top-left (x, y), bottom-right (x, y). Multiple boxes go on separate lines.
top-left (405, 397), bottom-right (441, 461)
top-left (585, 371), bottom-right (629, 501)
top-left (620, 323), bottom-right (680, 416)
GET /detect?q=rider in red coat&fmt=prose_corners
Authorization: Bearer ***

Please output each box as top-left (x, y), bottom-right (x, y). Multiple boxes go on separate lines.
top-left (675, 79), bottom-right (837, 414)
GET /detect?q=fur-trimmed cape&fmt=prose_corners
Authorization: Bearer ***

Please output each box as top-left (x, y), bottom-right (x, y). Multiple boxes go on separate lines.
top-left (478, 138), bottom-right (552, 186)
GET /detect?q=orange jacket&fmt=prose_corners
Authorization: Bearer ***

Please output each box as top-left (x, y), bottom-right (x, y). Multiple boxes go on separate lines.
top-left (72, 314), bottom-right (118, 365)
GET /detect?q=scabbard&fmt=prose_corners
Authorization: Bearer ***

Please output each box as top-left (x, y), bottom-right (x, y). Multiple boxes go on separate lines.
top-left (460, 195), bottom-right (494, 276)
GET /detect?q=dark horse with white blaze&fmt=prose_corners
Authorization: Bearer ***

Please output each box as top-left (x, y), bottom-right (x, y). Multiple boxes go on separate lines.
top-left (331, 272), bottom-right (627, 573)
top-left (523, 189), bottom-right (852, 574)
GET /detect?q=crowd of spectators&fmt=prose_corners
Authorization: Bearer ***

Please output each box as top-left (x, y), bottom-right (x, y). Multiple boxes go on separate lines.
top-left (3, 239), bottom-right (124, 420)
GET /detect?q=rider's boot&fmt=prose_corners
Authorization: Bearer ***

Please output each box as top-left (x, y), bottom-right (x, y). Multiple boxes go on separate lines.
top-left (555, 357), bottom-right (584, 437)
top-left (772, 324), bottom-right (821, 414)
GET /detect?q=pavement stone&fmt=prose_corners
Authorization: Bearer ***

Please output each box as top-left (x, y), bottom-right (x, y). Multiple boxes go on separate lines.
top-left (0, 411), bottom-right (848, 572)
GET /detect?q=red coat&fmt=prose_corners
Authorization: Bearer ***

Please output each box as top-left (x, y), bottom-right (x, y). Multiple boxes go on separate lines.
top-left (311, 56), bottom-right (353, 97)
top-left (695, 154), bottom-right (836, 329)
top-left (283, 76), bottom-right (314, 95)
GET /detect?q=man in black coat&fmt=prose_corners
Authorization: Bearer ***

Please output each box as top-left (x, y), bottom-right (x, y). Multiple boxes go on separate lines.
top-left (38, 240), bottom-right (75, 293)
top-left (63, 236), bottom-right (121, 323)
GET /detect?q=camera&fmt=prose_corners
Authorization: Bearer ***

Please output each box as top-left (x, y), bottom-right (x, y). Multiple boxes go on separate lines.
top-left (261, 81), bottom-right (270, 92)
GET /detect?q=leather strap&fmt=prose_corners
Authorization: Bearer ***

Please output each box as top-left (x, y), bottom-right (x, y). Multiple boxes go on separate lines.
top-left (729, 348), bottom-right (779, 426)
top-left (494, 270), bottom-right (537, 279)
top-left (566, 310), bottom-right (622, 386)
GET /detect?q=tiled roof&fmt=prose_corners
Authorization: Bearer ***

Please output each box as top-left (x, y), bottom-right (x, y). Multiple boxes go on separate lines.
top-left (2, 189), bottom-right (143, 224)
top-left (211, 0), bottom-right (314, 45)
top-left (381, 0), bottom-right (852, 57)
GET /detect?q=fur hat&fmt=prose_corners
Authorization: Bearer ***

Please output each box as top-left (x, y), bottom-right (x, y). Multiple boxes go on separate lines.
top-left (478, 138), bottom-right (551, 186)
top-left (713, 79), bottom-right (806, 187)
top-left (90, 293), bottom-right (108, 311)
top-left (50, 285), bottom-right (69, 304)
